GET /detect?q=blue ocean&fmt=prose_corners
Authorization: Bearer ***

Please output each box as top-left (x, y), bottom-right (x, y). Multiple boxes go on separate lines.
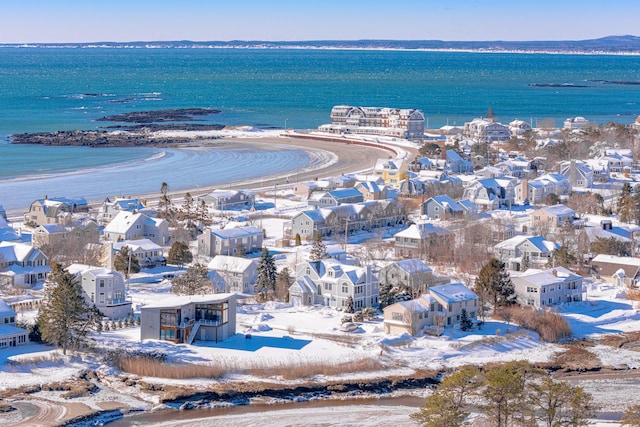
top-left (1, 48), bottom-right (640, 210)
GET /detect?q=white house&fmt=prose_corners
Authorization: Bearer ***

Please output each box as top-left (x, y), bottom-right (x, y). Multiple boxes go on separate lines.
top-left (0, 300), bottom-right (28, 349)
top-left (67, 264), bottom-right (132, 320)
top-left (511, 267), bottom-right (584, 309)
top-left (0, 242), bottom-right (51, 288)
top-left (208, 255), bottom-right (258, 294)
top-left (291, 259), bottom-right (379, 309)
top-left (111, 239), bottom-right (166, 270)
top-left (494, 235), bottom-right (559, 272)
top-left (103, 211), bottom-right (169, 246)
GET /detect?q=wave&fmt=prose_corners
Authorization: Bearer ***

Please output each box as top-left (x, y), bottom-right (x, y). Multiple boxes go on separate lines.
top-left (0, 149), bottom-right (168, 184)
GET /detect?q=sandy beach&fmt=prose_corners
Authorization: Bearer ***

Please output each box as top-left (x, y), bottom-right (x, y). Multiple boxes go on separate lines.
top-left (90, 131), bottom-right (413, 213)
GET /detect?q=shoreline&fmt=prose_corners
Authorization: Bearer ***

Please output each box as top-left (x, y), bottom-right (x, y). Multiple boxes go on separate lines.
top-left (2, 131), bottom-right (412, 219)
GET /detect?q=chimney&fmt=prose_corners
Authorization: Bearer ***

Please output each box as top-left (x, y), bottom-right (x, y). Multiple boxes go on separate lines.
top-left (601, 220), bottom-right (612, 231)
top-left (552, 269), bottom-right (557, 277)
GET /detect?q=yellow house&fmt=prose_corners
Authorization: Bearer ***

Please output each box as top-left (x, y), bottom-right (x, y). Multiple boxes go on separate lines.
top-left (373, 158), bottom-right (408, 185)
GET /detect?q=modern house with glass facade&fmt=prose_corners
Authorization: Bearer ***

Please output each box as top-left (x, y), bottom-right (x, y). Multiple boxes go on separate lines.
top-left (140, 294), bottom-right (236, 344)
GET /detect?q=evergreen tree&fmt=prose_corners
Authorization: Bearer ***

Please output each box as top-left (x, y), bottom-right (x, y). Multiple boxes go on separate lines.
top-left (529, 376), bottom-right (596, 427)
top-left (460, 308), bottom-right (473, 331)
top-left (309, 233), bottom-right (329, 261)
top-left (475, 258), bottom-right (515, 314)
top-left (196, 199), bottom-right (212, 229)
top-left (167, 241), bottom-right (193, 269)
top-left (275, 267), bottom-right (293, 301)
top-left (479, 361), bottom-right (531, 427)
top-left (235, 244), bottom-right (247, 257)
top-left (411, 368), bottom-right (480, 427)
top-left (180, 192), bottom-right (197, 237)
top-left (157, 181), bottom-right (176, 222)
top-left (618, 182), bottom-right (634, 223)
top-left (37, 270), bottom-right (100, 355)
top-left (113, 246), bottom-right (140, 279)
top-left (591, 236), bottom-right (629, 257)
top-left (170, 263), bottom-right (212, 295)
top-left (378, 282), bottom-right (395, 309)
top-left (549, 244), bottom-right (578, 269)
top-left (345, 296), bottom-right (355, 313)
top-left (294, 233), bottom-right (302, 246)
top-left (255, 247), bottom-right (277, 301)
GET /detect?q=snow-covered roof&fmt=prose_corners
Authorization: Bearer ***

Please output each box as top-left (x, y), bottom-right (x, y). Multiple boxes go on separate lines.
top-left (208, 255), bottom-right (256, 272)
top-left (212, 226), bottom-right (262, 240)
top-left (113, 239), bottom-right (163, 252)
top-left (393, 259), bottom-right (433, 274)
top-left (591, 254), bottom-right (640, 267)
top-left (142, 293), bottom-right (235, 309)
top-left (515, 266), bottom-right (581, 285)
top-left (495, 235), bottom-right (557, 253)
top-left (429, 283), bottom-right (477, 303)
top-left (0, 300), bottom-right (15, 318)
top-left (394, 223), bottom-right (449, 240)
top-left (539, 204), bottom-right (575, 216)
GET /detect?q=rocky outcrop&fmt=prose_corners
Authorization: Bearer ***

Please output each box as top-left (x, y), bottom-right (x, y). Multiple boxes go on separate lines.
top-left (96, 108), bottom-right (220, 123)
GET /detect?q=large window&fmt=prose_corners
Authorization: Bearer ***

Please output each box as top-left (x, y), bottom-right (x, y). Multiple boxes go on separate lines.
top-left (195, 302), bottom-right (229, 325)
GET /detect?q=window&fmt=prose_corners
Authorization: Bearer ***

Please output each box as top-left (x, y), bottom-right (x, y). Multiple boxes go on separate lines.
top-left (392, 312), bottom-right (404, 321)
top-left (99, 293), bottom-right (105, 304)
top-left (99, 280), bottom-right (105, 288)
top-left (342, 285), bottom-right (348, 293)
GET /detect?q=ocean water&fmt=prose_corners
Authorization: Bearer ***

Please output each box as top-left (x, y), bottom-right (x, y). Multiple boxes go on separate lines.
top-left (1, 48), bottom-right (640, 209)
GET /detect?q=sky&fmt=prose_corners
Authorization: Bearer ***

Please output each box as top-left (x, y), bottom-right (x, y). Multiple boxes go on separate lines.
top-left (1, 0), bottom-right (639, 44)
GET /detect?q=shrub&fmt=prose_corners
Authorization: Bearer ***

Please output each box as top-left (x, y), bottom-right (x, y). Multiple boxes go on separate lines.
top-left (497, 306), bottom-right (571, 342)
top-left (361, 306), bottom-right (377, 320)
top-left (352, 311), bottom-right (364, 322)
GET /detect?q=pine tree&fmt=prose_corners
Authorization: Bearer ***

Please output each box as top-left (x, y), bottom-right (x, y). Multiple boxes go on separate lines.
top-left (618, 182), bottom-right (634, 223)
top-left (309, 233), bottom-right (329, 261)
top-left (345, 296), bottom-right (355, 313)
top-left (157, 181), bottom-right (175, 221)
top-left (171, 263), bottom-right (212, 295)
top-left (255, 247), bottom-right (276, 301)
top-left (378, 282), bottom-right (395, 309)
top-left (196, 199), bottom-right (212, 229)
top-left (549, 244), bottom-right (577, 269)
top-left (475, 258), bottom-right (515, 314)
top-left (411, 368), bottom-right (480, 427)
top-left (167, 241), bottom-right (193, 269)
top-left (460, 308), bottom-right (473, 331)
top-left (37, 270), bottom-right (100, 355)
top-left (113, 246), bottom-right (140, 279)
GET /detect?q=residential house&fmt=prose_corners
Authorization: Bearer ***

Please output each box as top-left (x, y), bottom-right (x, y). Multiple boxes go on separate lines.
top-left (100, 197), bottom-right (156, 225)
top-left (23, 196), bottom-right (89, 226)
top-left (308, 188), bottom-right (364, 208)
top-left (0, 300), bottom-right (28, 349)
top-left (111, 239), bottom-right (166, 269)
top-left (581, 220), bottom-right (636, 258)
top-left (291, 200), bottom-right (405, 240)
top-left (378, 259), bottom-right (449, 296)
top-left (515, 174), bottom-right (572, 205)
top-left (373, 158), bottom-right (408, 185)
top-left (0, 216), bottom-right (20, 243)
top-left (463, 177), bottom-right (515, 209)
top-left (530, 204), bottom-right (576, 235)
top-left (511, 266), bottom-right (584, 309)
top-left (463, 117), bottom-right (511, 142)
top-left (67, 264), bottom-right (131, 320)
top-left (495, 158), bottom-right (533, 179)
top-left (509, 119), bottom-right (532, 137)
top-left (564, 116), bottom-right (591, 130)
top-left (591, 254), bottom-right (640, 287)
top-left (0, 242), bottom-right (50, 288)
top-left (32, 219), bottom-right (100, 249)
top-left (445, 150), bottom-right (474, 174)
top-left (103, 211), bottom-right (169, 245)
top-left (394, 223), bottom-right (450, 259)
top-left (198, 189), bottom-right (256, 211)
top-left (422, 195), bottom-right (464, 220)
top-left (494, 235), bottom-right (559, 272)
top-left (208, 255), bottom-right (257, 294)
top-left (383, 282), bottom-right (479, 336)
top-left (198, 226), bottom-right (263, 258)
top-left (293, 180), bottom-right (335, 199)
top-left (354, 181), bottom-right (387, 201)
top-left (140, 294), bottom-right (236, 344)
top-left (383, 295), bottom-right (438, 335)
top-left (598, 149), bottom-right (633, 176)
top-left (558, 160), bottom-right (594, 188)
top-left (292, 259), bottom-right (379, 309)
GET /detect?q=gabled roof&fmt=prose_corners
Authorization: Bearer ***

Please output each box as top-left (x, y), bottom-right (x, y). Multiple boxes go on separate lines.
top-left (538, 204), bottom-right (575, 217)
top-left (391, 259), bottom-right (433, 274)
top-left (514, 266), bottom-right (581, 286)
top-left (113, 238), bottom-right (163, 252)
top-left (327, 188), bottom-right (363, 199)
top-left (208, 255), bottom-right (256, 272)
top-left (394, 223), bottom-right (449, 240)
top-left (428, 195), bottom-right (463, 212)
top-left (0, 300), bottom-right (15, 318)
top-left (495, 235), bottom-right (558, 253)
top-left (429, 283), bottom-right (478, 303)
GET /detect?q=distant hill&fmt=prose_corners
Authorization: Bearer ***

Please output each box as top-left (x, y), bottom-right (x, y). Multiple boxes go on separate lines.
top-left (4, 36), bottom-right (640, 53)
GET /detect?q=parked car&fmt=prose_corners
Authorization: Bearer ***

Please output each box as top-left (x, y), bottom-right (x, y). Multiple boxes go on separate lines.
top-left (340, 322), bottom-right (359, 332)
